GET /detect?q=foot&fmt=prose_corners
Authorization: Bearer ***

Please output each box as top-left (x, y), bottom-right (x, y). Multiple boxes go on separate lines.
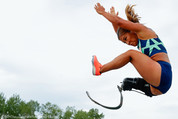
top-left (92, 55), bottom-right (102, 76)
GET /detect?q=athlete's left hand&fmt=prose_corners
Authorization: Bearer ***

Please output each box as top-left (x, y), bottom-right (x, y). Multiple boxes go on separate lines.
top-left (94, 3), bottom-right (106, 15)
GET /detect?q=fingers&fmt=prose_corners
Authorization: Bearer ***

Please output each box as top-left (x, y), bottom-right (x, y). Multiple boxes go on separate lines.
top-left (95, 3), bottom-right (116, 13)
top-left (94, 3), bottom-right (101, 9)
top-left (109, 6), bottom-right (118, 16)
top-left (117, 11), bottom-right (119, 15)
top-left (110, 6), bottom-right (115, 11)
top-left (96, 3), bottom-right (101, 7)
top-left (95, 3), bottom-right (118, 16)
top-left (94, 3), bottom-right (106, 15)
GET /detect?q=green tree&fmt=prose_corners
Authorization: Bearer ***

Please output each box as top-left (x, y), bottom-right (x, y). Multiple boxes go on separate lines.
top-left (26, 100), bottom-right (40, 115)
top-left (0, 92), bottom-right (105, 119)
top-left (73, 110), bottom-right (88, 119)
top-left (5, 94), bottom-right (22, 119)
top-left (19, 100), bottom-right (40, 119)
top-left (0, 93), bottom-right (6, 118)
top-left (88, 109), bottom-right (104, 119)
top-left (40, 102), bottom-right (63, 119)
top-left (73, 108), bottom-right (104, 119)
top-left (4, 94), bottom-right (40, 119)
top-left (63, 106), bottom-right (76, 119)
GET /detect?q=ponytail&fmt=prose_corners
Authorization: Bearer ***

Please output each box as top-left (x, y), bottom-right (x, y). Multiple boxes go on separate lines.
top-left (125, 4), bottom-right (140, 23)
top-left (117, 4), bottom-right (140, 40)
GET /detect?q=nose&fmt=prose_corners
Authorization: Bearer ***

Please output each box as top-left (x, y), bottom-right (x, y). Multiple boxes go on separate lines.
top-left (126, 41), bottom-right (130, 45)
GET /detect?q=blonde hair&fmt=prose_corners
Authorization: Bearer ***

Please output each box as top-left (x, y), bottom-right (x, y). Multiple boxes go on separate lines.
top-left (125, 4), bottom-right (140, 23)
top-left (117, 4), bottom-right (140, 39)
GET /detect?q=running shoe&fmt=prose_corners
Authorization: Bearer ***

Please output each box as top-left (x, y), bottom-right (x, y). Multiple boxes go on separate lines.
top-left (92, 55), bottom-right (102, 76)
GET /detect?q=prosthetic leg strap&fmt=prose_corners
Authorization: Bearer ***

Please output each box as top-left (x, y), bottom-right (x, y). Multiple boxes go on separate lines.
top-left (122, 78), bottom-right (153, 97)
top-left (136, 78), bottom-right (153, 97)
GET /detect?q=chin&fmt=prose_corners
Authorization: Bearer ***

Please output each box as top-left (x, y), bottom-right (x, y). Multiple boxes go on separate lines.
top-left (131, 44), bottom-right (137, 46)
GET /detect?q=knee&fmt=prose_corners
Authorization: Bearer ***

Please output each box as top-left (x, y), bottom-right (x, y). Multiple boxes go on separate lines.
top-left (125, 49), bottom-right (138, 61)
top-left (126, 49), bottom-right (137, 55)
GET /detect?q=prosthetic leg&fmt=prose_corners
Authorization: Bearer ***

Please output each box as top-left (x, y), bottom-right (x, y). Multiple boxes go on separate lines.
top-left (86, 78), bottom-right (153, 110)
top-left (121, 78), bottom-right (153, 97)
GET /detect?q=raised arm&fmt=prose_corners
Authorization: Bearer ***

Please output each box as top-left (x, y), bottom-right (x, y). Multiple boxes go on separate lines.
top-left (109, 6), bottom-right (119, 33)
top-left (94, 3), bottom-right (145, 33)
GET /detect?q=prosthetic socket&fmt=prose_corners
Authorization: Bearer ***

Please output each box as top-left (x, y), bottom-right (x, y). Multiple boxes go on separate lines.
top-left (122, 78), bottom-right (153, 97)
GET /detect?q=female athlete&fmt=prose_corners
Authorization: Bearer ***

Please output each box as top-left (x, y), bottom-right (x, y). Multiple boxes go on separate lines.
top-left (92, 3), bottom-right (172, 97)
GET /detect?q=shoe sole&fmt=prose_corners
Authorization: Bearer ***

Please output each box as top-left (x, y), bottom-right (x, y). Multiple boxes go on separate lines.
top-left (92, 56), bottom-right (96, 75)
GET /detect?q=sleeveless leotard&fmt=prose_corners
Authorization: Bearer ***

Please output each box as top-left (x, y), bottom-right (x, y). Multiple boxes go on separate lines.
top-left (137, 37), bottom-right (172, 94)
top-left (137, 37), bottom-right (167, 57)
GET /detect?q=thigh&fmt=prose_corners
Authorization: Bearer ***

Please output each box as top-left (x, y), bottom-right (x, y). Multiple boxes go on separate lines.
top-left (128, 50), bottom-right (161, 87)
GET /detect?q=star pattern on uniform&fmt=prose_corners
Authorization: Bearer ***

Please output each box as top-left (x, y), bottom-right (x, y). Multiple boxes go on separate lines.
top-left (142, 38), bottom-right (164, 55)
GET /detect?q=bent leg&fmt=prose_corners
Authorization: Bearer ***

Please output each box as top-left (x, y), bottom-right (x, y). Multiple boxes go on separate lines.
top-left (122, 77), bottom-right (162, 96)
top-left (100, 50), bottom-right (161, 87)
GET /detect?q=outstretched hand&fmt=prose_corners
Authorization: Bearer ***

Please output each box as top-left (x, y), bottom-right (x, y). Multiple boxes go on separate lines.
top-left (94, 3), bottom-right (106, 15)
top-left (94, 3), bottom-right (120, 27)
top-left (109, 6), bottom-right (119, 16)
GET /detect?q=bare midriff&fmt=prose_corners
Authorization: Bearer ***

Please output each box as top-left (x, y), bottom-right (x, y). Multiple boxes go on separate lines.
top-left (151, 52), bottom-right (170, 63)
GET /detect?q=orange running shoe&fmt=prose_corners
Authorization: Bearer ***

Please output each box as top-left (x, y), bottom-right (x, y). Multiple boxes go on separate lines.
top-left (92, 55), bottom-right (102, 76)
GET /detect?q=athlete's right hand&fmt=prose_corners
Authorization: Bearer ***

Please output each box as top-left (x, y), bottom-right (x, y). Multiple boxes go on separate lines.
top-left (109, 6), bottom-right (119, 16)
top-left (94, 3), bottom-right (106, 15)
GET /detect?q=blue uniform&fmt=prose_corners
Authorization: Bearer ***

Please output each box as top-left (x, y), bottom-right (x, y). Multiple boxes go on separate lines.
top-left (137, 37), bottom-right (172, 94)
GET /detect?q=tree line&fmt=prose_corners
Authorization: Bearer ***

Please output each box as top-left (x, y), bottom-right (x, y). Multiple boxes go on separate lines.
top-left (0, 93), bottom-right (104, 119)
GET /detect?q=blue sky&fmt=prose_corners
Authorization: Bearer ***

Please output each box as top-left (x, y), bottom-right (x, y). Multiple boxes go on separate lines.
top-left (0, 0), bottom-right (178, 118)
